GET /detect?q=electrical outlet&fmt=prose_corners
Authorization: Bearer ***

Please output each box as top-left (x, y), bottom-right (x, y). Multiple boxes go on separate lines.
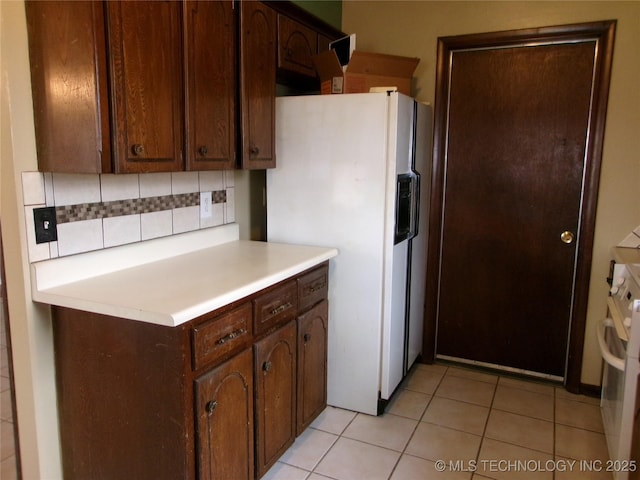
top-left (33, 206), bottom-right (58, 244)
top-left (200, 192), bottom-right (212, 219)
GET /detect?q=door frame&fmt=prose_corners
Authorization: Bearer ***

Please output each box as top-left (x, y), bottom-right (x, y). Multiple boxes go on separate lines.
top-left (422, 21), bottom-right (616, 392)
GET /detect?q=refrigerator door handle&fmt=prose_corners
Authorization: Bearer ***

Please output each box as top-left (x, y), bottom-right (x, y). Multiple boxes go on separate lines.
top-left (409, 171), bottom-right (420, 240)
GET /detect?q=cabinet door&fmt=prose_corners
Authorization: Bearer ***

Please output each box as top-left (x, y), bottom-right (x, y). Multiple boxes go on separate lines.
top-left (297, 299), bottom-right (328, 434)
top-left (239, 1), bottom-right (276, 169)
top-left (277, 14), bottom-right (318, 78)
top-left (106, 0), bottom-right (184, 173)
top-left (25, 1), bottom-right (111, 173)
top-left (185, 0), bottom-right (236, 171)
top-left (195, 348), bottom-right (254, 480)
top-left (254, 320), bottom-right (296, 477)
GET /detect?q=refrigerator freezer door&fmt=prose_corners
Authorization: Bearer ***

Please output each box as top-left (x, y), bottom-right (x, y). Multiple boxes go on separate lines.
top-left (380, 93), bottom-right (414, 400)
top-left (406, 101), bottom-right (433, 370)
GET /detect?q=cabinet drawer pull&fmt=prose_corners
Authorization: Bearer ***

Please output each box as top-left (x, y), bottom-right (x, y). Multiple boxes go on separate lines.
top-left (206, 400), bottom-right (218, 415)
top-left (303, 333), bottom-right (311, 343)
top-left (308, 283), bottom-right (325, 294)
top-left (215, 328), bottom-right (246, 346)
top-left (198, 145), bottom-right (208, 157)
top-left (270, 302), bottom-right (292, 316)
top-left (131, 144), bottom-right (144, 156)
top-left (262, 361), bottom-right (272, 372)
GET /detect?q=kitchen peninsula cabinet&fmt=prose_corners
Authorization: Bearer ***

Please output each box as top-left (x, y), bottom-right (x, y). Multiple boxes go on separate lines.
top-left (50, 260), bottom-right (330, 480)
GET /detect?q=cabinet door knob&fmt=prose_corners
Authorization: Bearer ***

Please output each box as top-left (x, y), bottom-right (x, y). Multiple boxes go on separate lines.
top-left (205, 400), bottom-right (218, 416)
top-left (303, 333), bottom-right (311, 343)
top-left (249, 145), bottom-right (260, 156)
top-left (131, 144), bottom-right (144, 156)
top-left (262, 361), bottom-right (272, 372)
top-left (198, 145), bottom-right (208, 157)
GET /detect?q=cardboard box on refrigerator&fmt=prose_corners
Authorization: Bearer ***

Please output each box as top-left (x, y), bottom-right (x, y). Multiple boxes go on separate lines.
top-left (312, 50), bottom-right (419, 95)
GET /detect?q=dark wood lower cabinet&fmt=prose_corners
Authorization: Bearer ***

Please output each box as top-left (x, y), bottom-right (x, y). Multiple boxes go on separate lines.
top-left (53, 308), bottom-right (193, 480)
top-left (196, 348), bottom-right (254, 480)
top-left (51, 262), bottom-right (329, 480)
top-left (254, 320), bottom-right (297, 478)
top-left (297, 299), bottom-right (328, 435)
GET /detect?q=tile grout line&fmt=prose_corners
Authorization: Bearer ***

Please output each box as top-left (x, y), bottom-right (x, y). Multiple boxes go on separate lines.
top-left (305, 408), bottom-right (360, 479)
top-left (384, 364), bottom-right (450, 480)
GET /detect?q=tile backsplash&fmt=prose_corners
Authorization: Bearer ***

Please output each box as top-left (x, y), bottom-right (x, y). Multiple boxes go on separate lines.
top-left (22, 171), bottom-right (236, 263)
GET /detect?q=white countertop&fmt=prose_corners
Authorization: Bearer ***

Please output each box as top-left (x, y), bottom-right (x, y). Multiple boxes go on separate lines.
top-left (31, 224), bottom-right (338, 327)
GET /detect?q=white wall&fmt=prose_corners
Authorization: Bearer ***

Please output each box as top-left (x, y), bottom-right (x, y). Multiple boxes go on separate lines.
top-left (343, 0), bottom-right (640, 387)
top-left (1, 2), bottom-right (62, 478)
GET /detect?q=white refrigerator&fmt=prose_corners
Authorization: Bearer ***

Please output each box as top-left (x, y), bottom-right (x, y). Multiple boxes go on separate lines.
top-left (267, 92), bottom-right (432, 415)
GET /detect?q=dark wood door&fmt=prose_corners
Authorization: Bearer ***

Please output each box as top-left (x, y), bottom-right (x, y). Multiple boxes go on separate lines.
top-left (297, 299), bottom-right (328, 435)
top-left (254, 320), bottom-right (296, 478)
top-left (428, 23), bottom-right (616, 380)
top-left (106, 0), bottom-right (184, 173)
top-left (195, 348), bottom-right (254, 480)
top-left (185, 0), bottom-right (236, 171)
top-left (239, 1), bottom-right (276, 169)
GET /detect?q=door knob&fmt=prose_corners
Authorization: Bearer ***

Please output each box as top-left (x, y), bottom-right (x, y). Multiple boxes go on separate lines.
top-left (560, 231), bottom-right (575, 244)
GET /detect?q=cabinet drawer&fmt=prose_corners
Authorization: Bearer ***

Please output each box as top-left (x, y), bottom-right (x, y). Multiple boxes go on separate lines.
top-left (192, 303), bottom-right (253, 370)
top-left (297, 265), bottom-right (328, 312)
top-left (254, 281), bottom-right (298, 335)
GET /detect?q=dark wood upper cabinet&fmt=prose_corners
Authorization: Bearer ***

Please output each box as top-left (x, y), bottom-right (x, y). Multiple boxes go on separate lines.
top-left (277, 14), bottom-right (318, 78)
top-left (25, 1), bottom-right (343, 173)
top-left (239, 1), bottom-right (277, 170)
top-left (185, 0), bottom-right (236, 171)
top-left (25, 1), bottom-right (111, 174)
top-left (265, 1), bottom-right (344, 90)
top-left (106, 1), bottom-right (185, 173)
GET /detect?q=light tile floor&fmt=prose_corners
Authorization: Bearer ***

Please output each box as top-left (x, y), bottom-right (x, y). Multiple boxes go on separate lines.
top-left (264, 363), bottom-right (611, 480)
